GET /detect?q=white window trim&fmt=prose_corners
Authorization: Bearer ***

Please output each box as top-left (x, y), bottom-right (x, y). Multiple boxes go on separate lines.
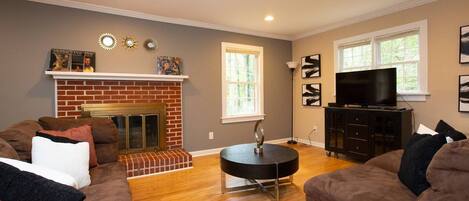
top-left (221, 42), bottom-right (264, 124)
top-left (333, 20), bottom-right (429, 102)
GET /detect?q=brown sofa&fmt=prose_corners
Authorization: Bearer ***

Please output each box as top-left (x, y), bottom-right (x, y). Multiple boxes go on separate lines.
top-left (304, 139), bottom-right (469, 201)
top-left (0, 117), bottom-right (131, 201)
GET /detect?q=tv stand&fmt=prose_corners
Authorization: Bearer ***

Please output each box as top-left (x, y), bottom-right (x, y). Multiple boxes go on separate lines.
top-left (324, 106), bottom-right (412, 161)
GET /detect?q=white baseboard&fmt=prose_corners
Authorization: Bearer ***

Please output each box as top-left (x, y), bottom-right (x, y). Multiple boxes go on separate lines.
top-left (296, 138), bottom-right (325, 148)
top-left (189, 138), bottom-right (290, 157)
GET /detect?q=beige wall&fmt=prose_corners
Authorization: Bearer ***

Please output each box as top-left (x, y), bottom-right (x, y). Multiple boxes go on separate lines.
top-left (293, 0), bottom-right (469, 145)
top-left (0, 1), bottom-right (292, 151)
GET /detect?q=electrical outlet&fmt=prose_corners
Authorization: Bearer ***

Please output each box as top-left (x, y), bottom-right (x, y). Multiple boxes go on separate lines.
top-left (312, 126), bottom-right (318, 133)
top-left (209, 131), bottom-right (214, 140)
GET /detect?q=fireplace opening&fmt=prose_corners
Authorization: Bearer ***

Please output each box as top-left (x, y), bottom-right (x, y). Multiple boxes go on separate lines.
top-left (81, 103), bottom-right (167, 153)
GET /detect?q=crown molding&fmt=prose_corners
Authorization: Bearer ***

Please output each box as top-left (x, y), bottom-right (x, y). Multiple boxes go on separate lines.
top-left (292, 0), bottom-right (437, 40)
top-left (29, 0), bottom-right (437, 42)
top-left (29, 0), bottom-right (293, 41)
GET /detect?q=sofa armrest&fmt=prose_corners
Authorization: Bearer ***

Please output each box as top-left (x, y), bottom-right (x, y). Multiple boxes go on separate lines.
top-left (365, 149), bottom-right (403, 173)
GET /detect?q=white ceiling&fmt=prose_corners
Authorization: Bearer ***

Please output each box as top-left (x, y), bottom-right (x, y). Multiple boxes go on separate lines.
top-left (32, 0), bottom-right (436, 40)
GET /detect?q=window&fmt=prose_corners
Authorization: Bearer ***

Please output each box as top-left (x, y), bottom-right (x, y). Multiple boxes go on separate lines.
top-left (221, 42), bottom-right (264, 124)
top-left (335, 20), bottom-right (428, 101)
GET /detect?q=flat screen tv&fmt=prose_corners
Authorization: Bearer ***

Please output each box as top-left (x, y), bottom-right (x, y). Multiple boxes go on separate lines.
top-left (336, 68), bottom-right (397, 107)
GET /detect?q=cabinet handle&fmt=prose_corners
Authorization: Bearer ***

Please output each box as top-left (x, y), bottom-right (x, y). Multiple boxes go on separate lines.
top-left (355, 132), bottom-right (359, 136)
top-left (355, 146), bottom-right (359, 150)
top-left (355, 118), bottom-right (359, 121)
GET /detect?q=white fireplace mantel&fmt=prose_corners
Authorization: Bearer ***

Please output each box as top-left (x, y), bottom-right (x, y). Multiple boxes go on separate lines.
top-left (45, 71), bottom-right (189, 82)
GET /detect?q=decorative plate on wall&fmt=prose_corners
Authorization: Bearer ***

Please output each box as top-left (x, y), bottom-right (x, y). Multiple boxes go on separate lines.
top-left (98, 33), bottom-right (117, 50)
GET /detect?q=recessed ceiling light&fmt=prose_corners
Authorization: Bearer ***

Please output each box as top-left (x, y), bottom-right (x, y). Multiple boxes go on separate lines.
top-left (264, 15), bottom-right (274, 22)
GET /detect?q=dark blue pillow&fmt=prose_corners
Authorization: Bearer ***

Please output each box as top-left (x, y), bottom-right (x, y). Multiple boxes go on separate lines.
top-left (435, 120), bottom-right (467, 141)
top-left (0, 162), bottom-right (85, 201)
top-left (36, 131), bottom-right (80, 144)
top-left (398, 133), bottom-right (447, 195)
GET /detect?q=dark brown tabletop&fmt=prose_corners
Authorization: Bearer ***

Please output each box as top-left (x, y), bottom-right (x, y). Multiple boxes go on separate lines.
top-left (220, 143), bottom-right (299, 180)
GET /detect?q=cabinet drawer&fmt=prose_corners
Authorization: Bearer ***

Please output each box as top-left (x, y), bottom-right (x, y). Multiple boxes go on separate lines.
top-left (347, 111), bottom-right (368, 125)
top-left (347, 125), bottom-right (369, 140)
top-left (346, 139), bottom-right (370, 156)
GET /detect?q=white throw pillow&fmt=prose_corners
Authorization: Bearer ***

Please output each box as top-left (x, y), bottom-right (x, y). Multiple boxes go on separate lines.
top-left (416, 124), bottom-right (454, 143)
top-left (31, 136), bottom-right (91, 189)
top-left (416, 124), bottom-right (439, 135)
top-left (0, 157), bottom-right (78, 189)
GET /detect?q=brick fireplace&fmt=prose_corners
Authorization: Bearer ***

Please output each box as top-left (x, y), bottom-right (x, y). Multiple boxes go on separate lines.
top-left (47, 71), bottom-right (192, 177)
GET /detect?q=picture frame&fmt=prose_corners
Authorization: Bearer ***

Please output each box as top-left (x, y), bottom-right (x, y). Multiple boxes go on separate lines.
top-left (49, 49), bottom-right (71, 72)
top-left (49, 49), bottom-right (96, 72)
top-left (460, 25), bottom-right (469, 64)
top-left (459, 75), bottom-right (469, 112)
top-left (301, 54), bottom-right (321, 78)
top-left (302, 83), bottom-right (321, 106)
top-left (157, 56), bottom-right (182, 75)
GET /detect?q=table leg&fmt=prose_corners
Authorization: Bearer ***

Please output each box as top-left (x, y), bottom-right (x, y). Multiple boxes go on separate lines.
top-left (275, 178), bottom-right (279, 201)
top-left (221, 171), bottom-right (226, 194)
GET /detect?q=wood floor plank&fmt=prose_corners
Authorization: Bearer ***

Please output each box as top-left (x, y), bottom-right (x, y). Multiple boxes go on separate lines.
top-left (128, 143), bottom-right (356, 201)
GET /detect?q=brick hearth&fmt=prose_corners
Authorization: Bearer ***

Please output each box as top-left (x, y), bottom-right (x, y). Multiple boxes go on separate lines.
top-left (53, 79), bottom-right (192, 176)
top-left (118, 149), bottom-right (192, 177)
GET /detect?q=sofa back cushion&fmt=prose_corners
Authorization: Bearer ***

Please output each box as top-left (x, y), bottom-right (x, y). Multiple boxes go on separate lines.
top-left (418, 139), bottom-right (469, 201)
top-left (0, 120), bottom-right (43, 162)
top-left (0, 138), bottom-right (19, 160)
top-left (38, 117), bottom-right (118, 164)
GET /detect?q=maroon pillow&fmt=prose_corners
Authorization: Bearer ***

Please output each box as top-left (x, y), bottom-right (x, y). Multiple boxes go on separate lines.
top-left (39, 125), bottom-right (98, 168)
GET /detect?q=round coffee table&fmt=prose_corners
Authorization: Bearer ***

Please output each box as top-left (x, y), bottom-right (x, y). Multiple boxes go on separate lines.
top-left (220, 143), bottom-right (299, 200)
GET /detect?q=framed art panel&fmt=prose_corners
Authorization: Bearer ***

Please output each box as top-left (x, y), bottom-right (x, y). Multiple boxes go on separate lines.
top-left (459, 75), bottom-right (469, 112)
top-left (301, 54), bottom-right (321, 78)
top-left (460, 25), bottom-right (469, 64)
top-left (302, 83), bottom-right (321, 106)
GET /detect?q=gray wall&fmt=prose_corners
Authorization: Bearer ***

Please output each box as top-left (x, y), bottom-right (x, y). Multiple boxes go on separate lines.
top-left (0, 0), bottom-right (292, 151)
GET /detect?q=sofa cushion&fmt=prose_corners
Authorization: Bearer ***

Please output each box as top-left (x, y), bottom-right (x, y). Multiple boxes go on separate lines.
top-left (0, 137), bottom-right (19, 160)
top-left (398, 133), bottom-right (447, 195)
top-left (365, 149), bottom-right (403, 173)
top-left (90, 162), bottom-right (127, 185)
top-left (38, 117), bottom-right (118, 164)
top-left (0, 120), bottom-right (43, 162)
top-left (304, 165), bottom-right (416, 201)
top-left (32, 136), bottom-right (91, 189)
top-left (417, 139), bottom-right (469, 201)
top-left (80, 179), bottom-right (131, 201)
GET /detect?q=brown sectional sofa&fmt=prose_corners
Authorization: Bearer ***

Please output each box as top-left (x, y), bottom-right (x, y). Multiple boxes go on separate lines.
top-left (0, 117), bottom-right (131, 201)
top-left (304, 139), bottom-right (469, 201)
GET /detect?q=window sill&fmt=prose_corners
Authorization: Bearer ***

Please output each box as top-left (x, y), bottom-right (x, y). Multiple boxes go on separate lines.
top-left (397, 92), bottom-right (430, 102)
top-left (221, 114), bottom-right (265, 124)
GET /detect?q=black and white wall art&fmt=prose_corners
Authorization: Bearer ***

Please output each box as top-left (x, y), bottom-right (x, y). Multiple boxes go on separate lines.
top-left (459, 75), bottom-right (469, 112)
top-left (301, 54), bottom-right (321, 78)
top-left (460, 25), bottom-right (469, 64)
top-left (302, 84), bottom-right (321, 106)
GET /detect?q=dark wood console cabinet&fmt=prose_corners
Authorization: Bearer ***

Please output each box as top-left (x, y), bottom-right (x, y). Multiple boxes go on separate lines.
top-left (325, 107), bottom-right (413, 161)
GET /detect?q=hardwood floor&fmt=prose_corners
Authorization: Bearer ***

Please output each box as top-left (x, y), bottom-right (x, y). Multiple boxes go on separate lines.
top-left (128, 143), bottom-right (356, 201)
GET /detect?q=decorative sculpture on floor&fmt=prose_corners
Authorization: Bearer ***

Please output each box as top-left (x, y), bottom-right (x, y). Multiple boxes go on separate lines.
top-left (254, 120), bottom-right (264, 154)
